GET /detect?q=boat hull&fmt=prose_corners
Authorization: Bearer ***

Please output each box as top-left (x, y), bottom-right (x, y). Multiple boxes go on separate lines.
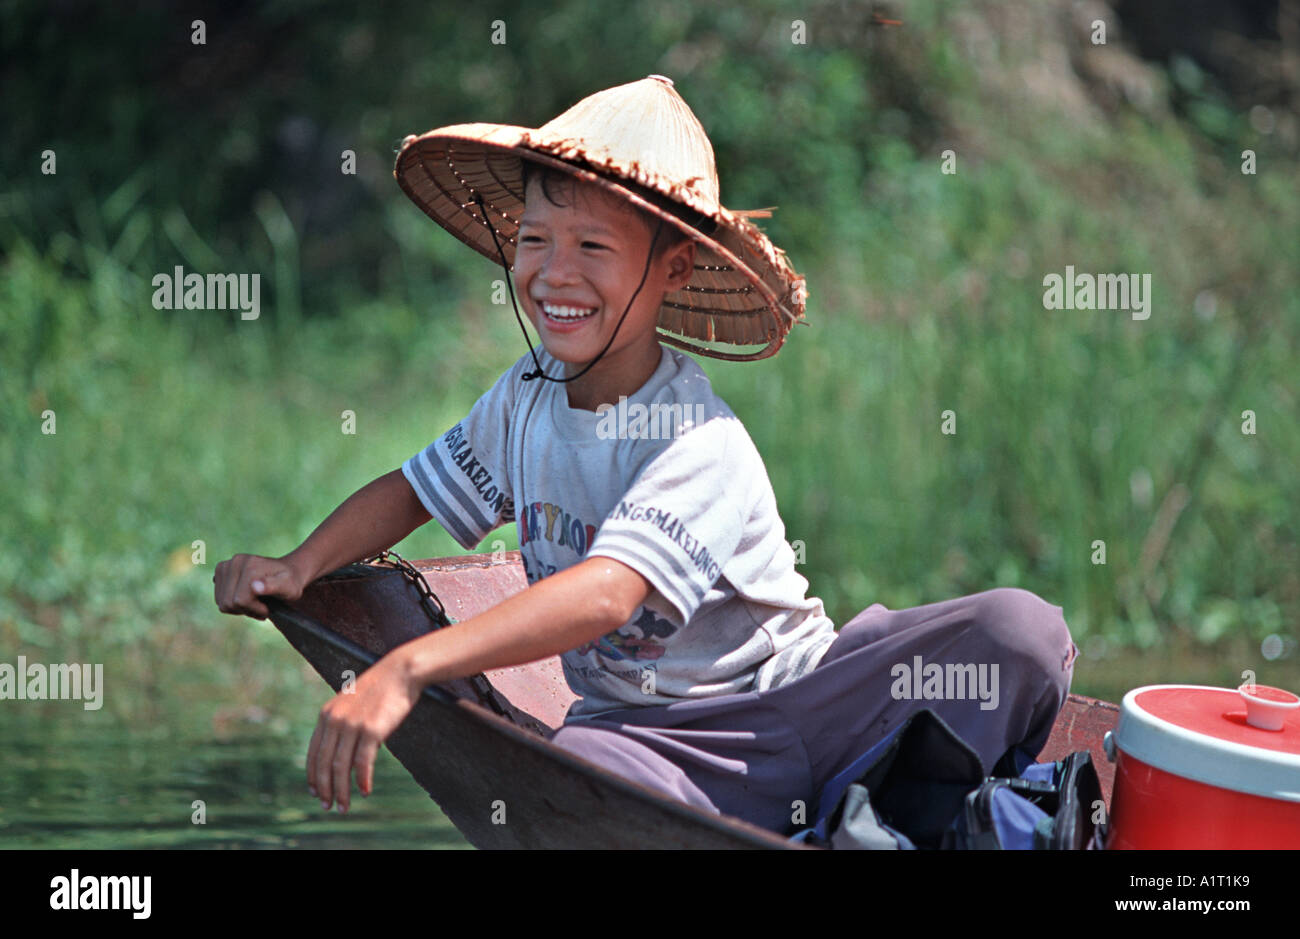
top-left (270, 554), bottom-right (796, 848)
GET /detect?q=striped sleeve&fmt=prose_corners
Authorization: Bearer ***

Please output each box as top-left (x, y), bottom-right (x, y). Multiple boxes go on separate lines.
top-left (401, 365), bottom-right (518, 550)
top-left (587, 417), bottom-right (746, 626)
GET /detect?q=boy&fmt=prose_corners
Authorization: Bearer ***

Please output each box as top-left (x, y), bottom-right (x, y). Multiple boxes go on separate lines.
top-left (214, 76), bottom-right (1076, 835)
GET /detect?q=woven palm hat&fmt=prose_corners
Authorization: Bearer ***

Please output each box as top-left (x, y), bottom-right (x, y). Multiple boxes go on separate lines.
top-left (394, 74), bottom-right (806, 361)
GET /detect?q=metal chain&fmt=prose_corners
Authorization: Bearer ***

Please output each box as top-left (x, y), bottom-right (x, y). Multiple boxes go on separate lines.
top-left (364, 549), bottom-right (512, 719)
top-left (365, 548), bottom-right (449, 627)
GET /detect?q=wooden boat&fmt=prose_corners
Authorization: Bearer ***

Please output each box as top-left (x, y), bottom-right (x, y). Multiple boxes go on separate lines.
top-left (266, 551), bottom-right (1119, 849)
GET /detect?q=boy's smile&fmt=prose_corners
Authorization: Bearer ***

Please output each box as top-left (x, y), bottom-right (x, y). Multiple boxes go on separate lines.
top-left (514, 174), bottom-right (694, 411)
top-left (536, 299), bottom-right (599, 329)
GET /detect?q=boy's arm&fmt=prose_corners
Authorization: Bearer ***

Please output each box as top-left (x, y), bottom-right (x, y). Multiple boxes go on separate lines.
top-left (307, 555), bottom-right (652, 812)
top-left (286, 468), bottom-right (432, 584)
top-left (215, 469), bottom-right (431, 619)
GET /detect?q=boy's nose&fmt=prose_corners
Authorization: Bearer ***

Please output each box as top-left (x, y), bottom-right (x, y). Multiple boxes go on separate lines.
top-left (538, 247), bottom-right (582, 284)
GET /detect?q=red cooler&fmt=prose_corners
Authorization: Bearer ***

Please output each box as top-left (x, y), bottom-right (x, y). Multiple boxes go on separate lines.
top-left (1104, 683), bottom-right (1300, 849)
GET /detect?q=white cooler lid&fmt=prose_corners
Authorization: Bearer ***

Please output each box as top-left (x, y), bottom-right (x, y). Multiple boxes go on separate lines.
top-left (1110, 684), bottom-right (1300, 803)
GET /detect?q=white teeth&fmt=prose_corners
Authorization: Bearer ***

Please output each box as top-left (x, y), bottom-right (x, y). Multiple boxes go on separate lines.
top-left (541, 302), bottom-right (597, 320)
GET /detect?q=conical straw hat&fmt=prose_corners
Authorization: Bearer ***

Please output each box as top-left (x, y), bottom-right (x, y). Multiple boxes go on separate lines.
top-left (394, 75), bottom-right (806, 361)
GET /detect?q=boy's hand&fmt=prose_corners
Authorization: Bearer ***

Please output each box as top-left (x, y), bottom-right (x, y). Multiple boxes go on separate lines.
top-left (213, 553), bottom-right (309, 620)
top-left (306, 650), bottom-right (421, 813)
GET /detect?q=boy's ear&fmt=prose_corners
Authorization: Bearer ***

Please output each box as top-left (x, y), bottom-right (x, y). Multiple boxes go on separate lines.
top-left (662, 238), bottom-right (696, 290)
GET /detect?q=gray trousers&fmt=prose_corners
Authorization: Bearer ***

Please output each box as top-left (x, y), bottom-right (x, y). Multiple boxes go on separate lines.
top-left (550, 587), bottom-right (1078, 834)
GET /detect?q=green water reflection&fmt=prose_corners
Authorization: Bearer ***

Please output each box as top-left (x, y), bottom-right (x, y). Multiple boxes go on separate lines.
top-left (0, 718), bottom-right (470, 849)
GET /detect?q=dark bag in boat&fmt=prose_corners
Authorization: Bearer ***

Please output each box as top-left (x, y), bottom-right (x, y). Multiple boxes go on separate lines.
top-left (959, 749), bottom-right (1106, 849)
top-left (788, 708), bottom-right (1107, 850)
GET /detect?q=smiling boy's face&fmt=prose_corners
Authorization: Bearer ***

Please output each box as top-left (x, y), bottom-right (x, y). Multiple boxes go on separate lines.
top-left (515, 173), bottom-right (695, 387)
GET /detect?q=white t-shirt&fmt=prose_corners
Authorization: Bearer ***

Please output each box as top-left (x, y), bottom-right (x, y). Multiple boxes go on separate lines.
top-left (401, 345), bottom-right (837, 720)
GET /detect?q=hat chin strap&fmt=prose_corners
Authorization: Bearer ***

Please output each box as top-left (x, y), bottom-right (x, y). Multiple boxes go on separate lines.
top-left (472, 192), bottom-right (663, 384)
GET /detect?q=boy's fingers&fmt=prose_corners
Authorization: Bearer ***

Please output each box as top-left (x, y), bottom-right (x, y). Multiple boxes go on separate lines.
top-left (252, 568), bottom-right (293, 600)
top-left (220, 574), bottom-right (240, 613)
top-left (331, 727), bottom-right (361, 813)
top-left (354, 735), bottom-right (381, 797)
top-left (313, 721), bottom-right (341, 807)
top-left (215, 559), bottom-right (234, 610)
top-left (249, 574), bottom-right (270, 613)
top-left (230, 561), bottom-right (255, 613)
top-left (215, 556), bottom-right (286, 617)
top-left (252, 568), bottom-right (286, 592)
top-left (236, 563), bottom-right (275, 614)
top-left (306, 719), bottom-right (324, 797)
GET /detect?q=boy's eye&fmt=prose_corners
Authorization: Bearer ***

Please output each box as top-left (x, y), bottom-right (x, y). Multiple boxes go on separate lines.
top-left (516, 233), bottom-right (606, 249)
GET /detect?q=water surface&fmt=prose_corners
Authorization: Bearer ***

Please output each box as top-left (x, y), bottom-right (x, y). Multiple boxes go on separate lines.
top-left (0, 717), bottom-right (470, 849)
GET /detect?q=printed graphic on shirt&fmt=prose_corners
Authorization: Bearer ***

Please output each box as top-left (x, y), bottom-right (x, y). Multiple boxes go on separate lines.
top-left (442, 423), bottom-right (511, 520)
top-left (403, 419), bottom-right (515, 549)
top-left (575, 607), bottom-right (679, 661)
top-left (517, 500), bottom-right (598, 559)
top-left (513, 496), bottom-right (681, 664)
top-left (605, 499), bottom-right (723, 583)
top-left (516, 499), bottom-right (600, 587)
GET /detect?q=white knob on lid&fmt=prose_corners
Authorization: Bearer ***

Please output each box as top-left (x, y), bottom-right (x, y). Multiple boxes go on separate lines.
top-left (647, 74), bottom-right (674, 87)
top-left (1238, 684), bottom-right (1300, 731)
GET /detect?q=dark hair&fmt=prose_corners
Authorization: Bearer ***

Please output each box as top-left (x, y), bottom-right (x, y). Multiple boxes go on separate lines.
top-left (520, 159), bottom-right (714, 256)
